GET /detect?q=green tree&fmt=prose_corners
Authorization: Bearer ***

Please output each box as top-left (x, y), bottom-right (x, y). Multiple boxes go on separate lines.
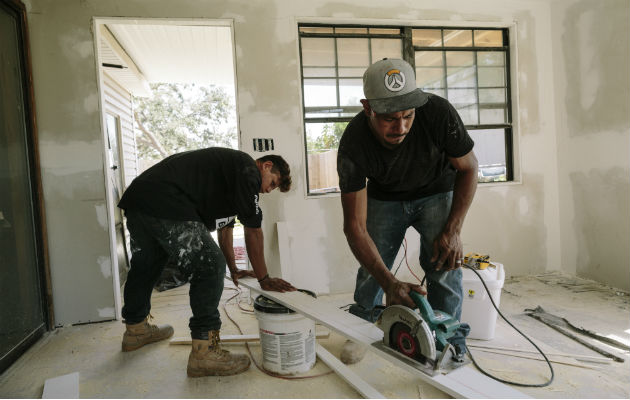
top-left (307, 121), bottom-right (347, 152)
top-left (133, 83), bottom-right (237, 160)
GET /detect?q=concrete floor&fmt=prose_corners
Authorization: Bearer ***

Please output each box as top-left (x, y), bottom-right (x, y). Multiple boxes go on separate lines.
top-left (0, 272), bottom-right (628, 398)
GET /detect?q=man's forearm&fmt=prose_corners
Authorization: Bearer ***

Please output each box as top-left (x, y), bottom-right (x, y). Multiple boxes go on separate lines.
top-left (244, 227), bottom-right (268, 280)
top-left (344, 226), bottom-right (396, 291)
top-left (218, 227), bottom-right (238, 273)
top-left (444, 161), bottom-right (478, 235)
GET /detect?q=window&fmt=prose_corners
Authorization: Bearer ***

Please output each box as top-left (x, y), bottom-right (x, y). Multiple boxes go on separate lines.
top-left (413, 28), bottom-right (512, 184)
top-left (299, 24), bottom-right (513, 195)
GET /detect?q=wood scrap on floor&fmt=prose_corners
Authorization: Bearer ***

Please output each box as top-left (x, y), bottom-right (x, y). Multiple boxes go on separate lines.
top-left (525, 306), bottom-right (630, 351)
top-left (525, 306), bottom-right (625, 362)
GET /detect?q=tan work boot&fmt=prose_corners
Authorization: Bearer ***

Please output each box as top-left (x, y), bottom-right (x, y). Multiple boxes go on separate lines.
top-left (187, 330), bottom-right (251, 377)
top-left (122, 316), bottom-right (174, 352)
top-left (340, 339), bottom-right (367, 364)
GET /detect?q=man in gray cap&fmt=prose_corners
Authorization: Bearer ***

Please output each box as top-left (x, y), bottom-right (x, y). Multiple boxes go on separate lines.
top-left (337, 58), bottom-right (478, 364)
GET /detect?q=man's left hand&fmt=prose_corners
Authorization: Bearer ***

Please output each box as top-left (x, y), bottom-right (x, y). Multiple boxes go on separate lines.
top-left (431, 230), bottom-right (463, 271)
top-left (230, 269), bottom-right (256, 286)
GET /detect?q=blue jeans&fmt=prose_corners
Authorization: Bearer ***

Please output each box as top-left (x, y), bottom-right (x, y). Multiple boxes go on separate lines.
top-left (122, 211), bottom-right (225, 340)
top-left (349, 191), bottom-right (469, 347)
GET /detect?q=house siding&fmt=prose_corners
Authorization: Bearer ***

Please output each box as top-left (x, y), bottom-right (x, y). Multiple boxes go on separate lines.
top-left (102, 71), bottom-right (138, 188)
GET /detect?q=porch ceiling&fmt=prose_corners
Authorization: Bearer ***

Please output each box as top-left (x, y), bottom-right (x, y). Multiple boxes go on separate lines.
top-left (105, 23), bottom-right (235, 88)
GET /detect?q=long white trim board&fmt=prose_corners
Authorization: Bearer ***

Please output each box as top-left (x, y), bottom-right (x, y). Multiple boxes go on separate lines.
top-left (240, 278), bottom-right (529, 399)
top-left (316, 344), bottom-right (385, 399)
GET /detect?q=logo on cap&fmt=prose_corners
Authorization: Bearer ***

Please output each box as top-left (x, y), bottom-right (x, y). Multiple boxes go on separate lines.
top-left (384, 69), bottom-right (405, 92)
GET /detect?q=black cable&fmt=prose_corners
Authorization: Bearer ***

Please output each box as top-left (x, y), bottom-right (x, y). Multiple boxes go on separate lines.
top-left (392, 245), bottom-right (406, 276)
top-left (463, 265), bottom-right (554, 387)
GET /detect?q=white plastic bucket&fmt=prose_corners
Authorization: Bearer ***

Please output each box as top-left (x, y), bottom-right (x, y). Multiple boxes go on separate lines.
top-left (461, 262), bottom-right (505, 340)
top-left (253, 295), bottom-right (316, 375)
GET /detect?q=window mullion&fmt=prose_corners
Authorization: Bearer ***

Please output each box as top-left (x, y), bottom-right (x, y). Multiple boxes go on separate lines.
top-left (505, 127), bottom-right (513, 181)
top-left (441, 29), bottom-right (448, 101)
top-left (403, 27), bottom-right (414, 67)
top-left (475, 53), bottom-right (480, 125)
top-left (334, 37), bottom-right (340, 108)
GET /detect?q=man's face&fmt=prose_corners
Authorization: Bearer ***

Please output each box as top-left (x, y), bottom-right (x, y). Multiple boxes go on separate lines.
top-left (361, 100), bottom-right (415, 149)
top-left (259, 162), bottom-right (281, 193)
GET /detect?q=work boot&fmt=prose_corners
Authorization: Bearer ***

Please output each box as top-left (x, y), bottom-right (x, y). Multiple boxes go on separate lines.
top-left (340, 339), bottom-right (367, 364)
top-left (122, 316), bottom-right (174, 352)
top-left (187, 330), bottom-right (251, 377)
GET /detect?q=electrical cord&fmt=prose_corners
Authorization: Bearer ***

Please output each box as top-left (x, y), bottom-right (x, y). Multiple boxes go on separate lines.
top-left (392, 238), bottom-right (425, 286)
top-left (392, 239), bottom-right (407, 276)
top-left (463, 265), bottom-right (554, 387)
top-left (340, 240), bottom-right (553, 386)
top-left (388, 243), bottom-right (553, 386)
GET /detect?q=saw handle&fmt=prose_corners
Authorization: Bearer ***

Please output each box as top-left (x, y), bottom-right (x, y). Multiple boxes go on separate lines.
top-left (409, 291), bottom-right (441, 324)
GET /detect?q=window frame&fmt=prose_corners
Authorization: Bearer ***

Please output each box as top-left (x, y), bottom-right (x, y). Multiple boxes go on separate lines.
top-left (298, 23), bottom-right (515, 197)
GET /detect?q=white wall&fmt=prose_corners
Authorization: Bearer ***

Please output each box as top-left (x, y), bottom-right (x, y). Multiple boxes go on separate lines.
top-left (25, 0), bottom-right (629, 325)
top-left (551, 0), bottom-right (630, 290)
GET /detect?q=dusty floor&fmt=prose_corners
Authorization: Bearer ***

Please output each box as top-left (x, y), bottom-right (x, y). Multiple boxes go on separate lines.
top-left (0, 272), bottom-right (628, 398)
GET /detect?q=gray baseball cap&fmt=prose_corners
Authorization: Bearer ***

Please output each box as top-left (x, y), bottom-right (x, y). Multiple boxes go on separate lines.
top-left (363, 58), bottom-right (429, 114)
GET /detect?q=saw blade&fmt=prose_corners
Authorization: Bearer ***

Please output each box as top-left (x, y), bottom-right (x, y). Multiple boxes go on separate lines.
top-left (376, 304), bottom-right (437, 362)
top-left (391, 322), bottom-right (423, 360)
top-left (389, 319), bottom-right (437, 362)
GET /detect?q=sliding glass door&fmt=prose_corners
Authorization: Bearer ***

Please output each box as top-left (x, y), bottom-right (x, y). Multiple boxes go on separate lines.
top-left (0, 0), bottom-right (49, 374)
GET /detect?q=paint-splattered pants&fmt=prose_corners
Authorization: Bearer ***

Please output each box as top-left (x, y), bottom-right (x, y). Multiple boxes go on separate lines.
top-left (121, 211), bottom-right (225, 340)
top-left (349, 191), bottom-right (470, 348)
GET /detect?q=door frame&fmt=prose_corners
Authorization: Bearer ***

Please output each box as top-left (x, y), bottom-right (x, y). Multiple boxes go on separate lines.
top-left (92, 17), bottom-right (241, 320)
top-left (0, 0), bottom-right (53, 372)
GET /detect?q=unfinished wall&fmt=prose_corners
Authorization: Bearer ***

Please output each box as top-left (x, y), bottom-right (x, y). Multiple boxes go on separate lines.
top-left (551, 0), bottom-right (630, 291)
top-left (25, 0), bottom-right (627, 324)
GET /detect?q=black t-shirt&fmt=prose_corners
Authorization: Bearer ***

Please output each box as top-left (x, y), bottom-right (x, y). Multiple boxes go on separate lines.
top-left (118, 147), bottom-right (262, 231)
top-left (337, 94), bottom-right (474, 201)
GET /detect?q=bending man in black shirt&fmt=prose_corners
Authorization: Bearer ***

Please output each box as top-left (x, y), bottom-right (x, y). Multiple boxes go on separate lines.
top-left (337, 59), bottom-right (478, 364)
top-left (117, 147), bottom-right (296, 377)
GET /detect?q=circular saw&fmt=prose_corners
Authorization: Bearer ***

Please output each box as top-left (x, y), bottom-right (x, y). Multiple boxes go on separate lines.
top-left (375, 291), bottom-right (467, 375)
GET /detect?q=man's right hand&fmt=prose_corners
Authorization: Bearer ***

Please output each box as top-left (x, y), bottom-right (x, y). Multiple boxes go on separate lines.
top-left (385, 279), bottom-right (426, 309)
top-left (260, 277), bottom-right (297, 293)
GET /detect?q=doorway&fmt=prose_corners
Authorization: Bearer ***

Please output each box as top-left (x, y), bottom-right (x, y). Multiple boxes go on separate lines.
top-left (93, 18), bottom-right (240, 318)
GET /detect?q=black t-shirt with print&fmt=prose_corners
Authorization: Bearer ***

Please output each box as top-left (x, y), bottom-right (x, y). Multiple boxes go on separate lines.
top-left (118, 147), bottom-right (262, 231)
top-left (337, 94), bottom-right (474, 201)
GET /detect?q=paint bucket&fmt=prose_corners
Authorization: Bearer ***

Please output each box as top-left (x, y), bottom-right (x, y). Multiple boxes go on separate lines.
top-left (253, 290), bottom-right (316, 375)
top-left (461, 263), bottom-right (505, 340)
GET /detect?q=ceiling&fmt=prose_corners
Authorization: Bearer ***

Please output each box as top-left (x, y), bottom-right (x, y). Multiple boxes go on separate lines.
top-left (100, 22), bottom-right (235, 96)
